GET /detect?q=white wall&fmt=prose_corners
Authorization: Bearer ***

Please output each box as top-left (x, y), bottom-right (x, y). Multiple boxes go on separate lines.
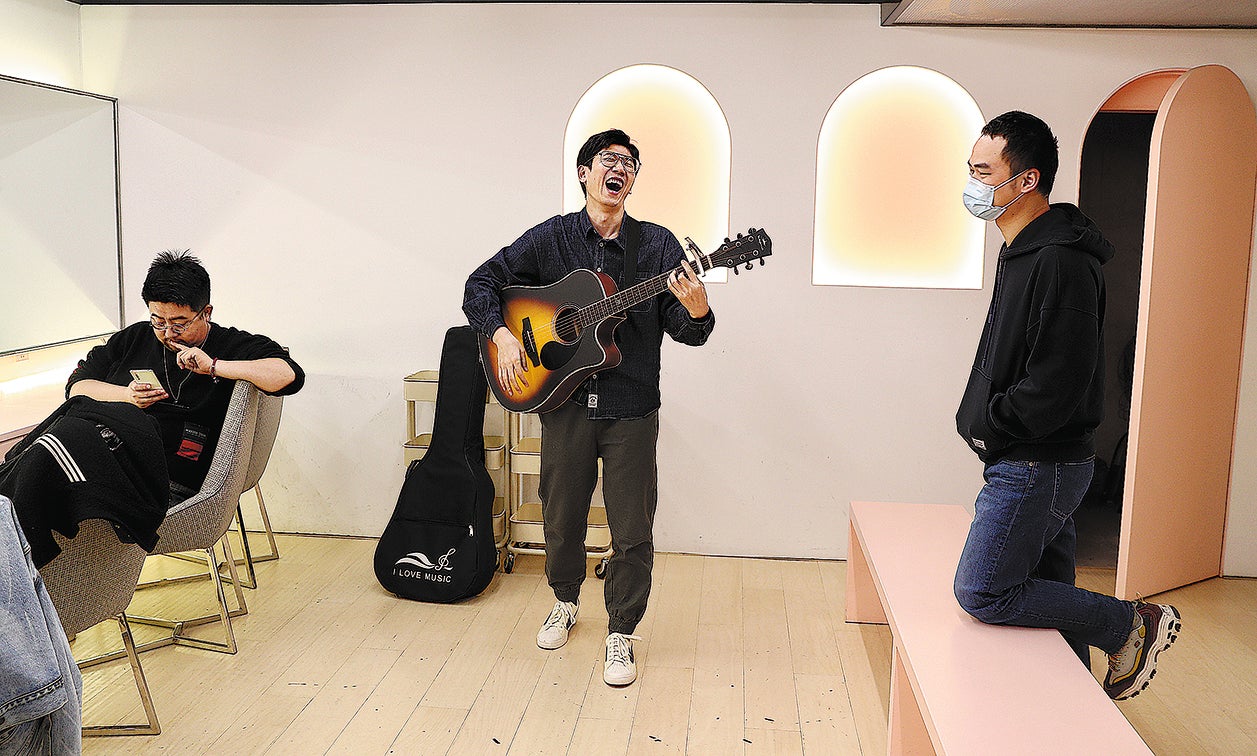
top-left (0, 0), bottom-right (81, 87)
top-left (67, 5), bottom-right (1257, 563)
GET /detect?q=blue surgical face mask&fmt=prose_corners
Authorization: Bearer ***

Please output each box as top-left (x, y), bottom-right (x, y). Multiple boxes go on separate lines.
top-left (963, 170), bottom-right (1028, 221)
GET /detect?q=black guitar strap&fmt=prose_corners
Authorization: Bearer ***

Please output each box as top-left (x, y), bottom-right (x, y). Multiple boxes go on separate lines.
top-left (621, 214), bottom-right (640, 288)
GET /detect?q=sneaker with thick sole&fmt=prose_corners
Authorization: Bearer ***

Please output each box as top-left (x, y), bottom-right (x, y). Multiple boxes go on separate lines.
top-left (603, 632), bottom-right (642, 686)
top-left (1104, 601), bottom-right (1182, 700)
top-left (537, 600), bottom-right (578, 650)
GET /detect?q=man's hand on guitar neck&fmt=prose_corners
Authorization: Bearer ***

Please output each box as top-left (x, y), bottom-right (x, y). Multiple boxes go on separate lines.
top-left (492, 327), bottom-right (531, 396)
top-left (668, 260), bottom-right (710, 319)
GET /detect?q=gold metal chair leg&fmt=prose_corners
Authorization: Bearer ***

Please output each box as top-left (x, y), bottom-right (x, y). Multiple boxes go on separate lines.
top-left (134, 554), bottom-right (215, 590)
top-left (219, 535), bottom-right (248, 620)
top-left (162, 552), bottom-right (212, 566)
top-left (171, 540), bottom-right (241, 653)
top-left (230, 504), bottom-right (258, 589)
top-left (249, 483), bottom-right (281, 563)
top-left (81, 613), bottom-right (161, 736)
top-left (77, 635), bottom-right (172, 669)
top-left (145, 484), bottom-right (282, 593)
top-left (127, 537), bottom-right (247, 655)
top-left (215, 484), bottom-right (281, 589)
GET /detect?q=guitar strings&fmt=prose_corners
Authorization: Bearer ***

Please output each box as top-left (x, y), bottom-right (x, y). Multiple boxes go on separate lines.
top-left (522, 241), bottom-right (738, 343)
top-left (510, 233), bottom-right (761, 347)
top-left (498, 235), bottom-right (763, 386)
top-left (521, 262), bottom-right (690, 343)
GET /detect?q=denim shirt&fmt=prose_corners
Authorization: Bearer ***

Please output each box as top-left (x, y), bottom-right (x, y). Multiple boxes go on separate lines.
top-left (0, 495), bottom-right (81, 752)
top-left (463, 210), bottom-right (715, 419)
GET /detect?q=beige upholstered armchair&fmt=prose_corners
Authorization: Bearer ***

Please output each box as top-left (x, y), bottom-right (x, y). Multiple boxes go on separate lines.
top-left (42, 519), bottom-right (160, 736)
top-left (129, 379), bottom-right (259, 654)
top-left (231, 389), bottom-right (284, 588)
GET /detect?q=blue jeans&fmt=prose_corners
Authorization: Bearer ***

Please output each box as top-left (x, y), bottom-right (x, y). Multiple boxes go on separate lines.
top-left (953, 459), bottom-right (1134, 663)
top-left (0, 496), bottom-right (82, 755)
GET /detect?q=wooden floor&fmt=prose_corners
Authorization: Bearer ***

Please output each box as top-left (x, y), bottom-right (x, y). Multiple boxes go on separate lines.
top-left (74, 534), bottom-right (1257, 755)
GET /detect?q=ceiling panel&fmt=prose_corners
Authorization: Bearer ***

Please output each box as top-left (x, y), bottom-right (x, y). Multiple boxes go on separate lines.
top-left (884, 0), bottom-right (1257, 28)
top-left (59, 0), bottom-right (1257, 28)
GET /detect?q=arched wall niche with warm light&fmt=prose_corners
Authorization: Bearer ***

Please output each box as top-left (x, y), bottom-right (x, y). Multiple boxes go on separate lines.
top-left (813, 66), bottom-right (986, 289)
top-left (565, 64), bottom-right (732, 283)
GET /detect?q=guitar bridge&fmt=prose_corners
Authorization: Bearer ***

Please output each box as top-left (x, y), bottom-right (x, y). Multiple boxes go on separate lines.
top-left (520, 317), bottom-right (541, 368)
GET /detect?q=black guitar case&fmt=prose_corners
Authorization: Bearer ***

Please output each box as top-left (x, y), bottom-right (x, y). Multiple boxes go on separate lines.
top-left (374, 326), bottom-right (497, 602)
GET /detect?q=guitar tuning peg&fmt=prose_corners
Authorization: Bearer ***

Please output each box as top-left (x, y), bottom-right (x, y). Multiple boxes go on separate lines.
top-left (724, 237), bottom-right (730, 244)
top-left (732, 266), bottom-right (741, 275)
top-left (736, 232), bottom-right (744, 239)
top-left (745, 262), bottom-right (753, 271)
top-left (758, 259), bottom-right (765, 266)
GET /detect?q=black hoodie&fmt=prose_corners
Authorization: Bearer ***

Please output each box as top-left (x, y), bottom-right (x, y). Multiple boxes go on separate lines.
top-left (0, 396), bottom-right (168, 567)
top-left (956, 203), bottom-right (1117, 464)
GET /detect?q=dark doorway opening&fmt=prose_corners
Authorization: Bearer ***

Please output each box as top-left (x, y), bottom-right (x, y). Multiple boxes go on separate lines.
top-left (1076, 111), bottom-right (1157, 568)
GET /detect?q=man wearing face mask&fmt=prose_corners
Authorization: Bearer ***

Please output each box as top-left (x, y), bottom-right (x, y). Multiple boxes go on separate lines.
top-left (952, 111), bottom-right (1180, 701)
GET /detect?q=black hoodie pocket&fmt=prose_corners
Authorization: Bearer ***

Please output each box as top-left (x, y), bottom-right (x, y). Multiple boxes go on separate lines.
top-left (956, 367), bottom-right (1008, 460)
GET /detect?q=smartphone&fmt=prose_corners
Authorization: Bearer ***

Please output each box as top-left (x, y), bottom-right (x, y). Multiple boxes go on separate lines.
top-left (130, 368), bottom-right (167, 393)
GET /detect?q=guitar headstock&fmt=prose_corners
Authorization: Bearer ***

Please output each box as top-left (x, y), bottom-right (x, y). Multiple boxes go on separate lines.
top-left (705, 228), bottom-right (772, 274)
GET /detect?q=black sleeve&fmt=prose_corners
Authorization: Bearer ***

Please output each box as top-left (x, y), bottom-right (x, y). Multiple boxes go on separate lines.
top-left (659, 230), bottom-right (715, 347)
top-left (989, 249), bottom-right (1102, 440)
top-left (65, 328), bottom-right (136, 398)
top-left (218, 329), bottom-right (305, 397)
top-left (463, 228), bottom-right (545, 339)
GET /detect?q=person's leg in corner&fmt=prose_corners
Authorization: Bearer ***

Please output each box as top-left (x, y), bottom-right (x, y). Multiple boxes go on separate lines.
top-left (537, 402), bottom-right (599, 650)
top-left (953, 459), bottom-right (1135, 657)
top-left (597, 410), bottom-right (659, 686)
top-left (0, 496), bottom-right (82, 754)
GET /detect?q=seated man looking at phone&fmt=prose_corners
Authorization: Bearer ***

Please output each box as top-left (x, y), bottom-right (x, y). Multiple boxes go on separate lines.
top-left (68, 250), bottom-right (304, 503)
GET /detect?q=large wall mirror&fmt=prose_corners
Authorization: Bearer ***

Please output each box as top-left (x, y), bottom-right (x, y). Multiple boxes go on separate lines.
top-left (0, 74), bottom-right (122, 357)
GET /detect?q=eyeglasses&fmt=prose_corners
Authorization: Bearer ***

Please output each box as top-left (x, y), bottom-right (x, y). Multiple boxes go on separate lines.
top-left (596, 150), bottom-right (641, 174)
top-left (150, 306), bottom-right (206, 336)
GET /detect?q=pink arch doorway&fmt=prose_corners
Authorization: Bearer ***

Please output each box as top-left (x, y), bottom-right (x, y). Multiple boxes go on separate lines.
top-left (1082, 65), bottom-right (1257, 598)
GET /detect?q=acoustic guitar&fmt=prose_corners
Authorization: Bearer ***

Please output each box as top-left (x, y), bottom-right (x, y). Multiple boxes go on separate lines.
top-left (480, 228), bottom-right (772, 413)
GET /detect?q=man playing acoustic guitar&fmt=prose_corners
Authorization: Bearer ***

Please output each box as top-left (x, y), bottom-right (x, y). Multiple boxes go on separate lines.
top-left (463, 129), bottom-right (714, 686)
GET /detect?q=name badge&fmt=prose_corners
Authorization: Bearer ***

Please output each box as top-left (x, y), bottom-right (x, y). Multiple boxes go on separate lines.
top-left (177, 423), bottom-right (209, 461)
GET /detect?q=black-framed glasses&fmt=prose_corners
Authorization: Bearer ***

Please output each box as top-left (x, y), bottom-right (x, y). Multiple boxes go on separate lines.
top-left (150, 306), bottom-right (206, 335)
top-left (596, 150), bottom-right (640, 174)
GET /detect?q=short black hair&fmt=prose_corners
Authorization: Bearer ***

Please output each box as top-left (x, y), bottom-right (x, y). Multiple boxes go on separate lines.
top-left (141, 249), bottom-right (210, 311)
top-left (981, 111), bottom-right (1059, 197)
top-left (576, 128), bottom-right (639, 197)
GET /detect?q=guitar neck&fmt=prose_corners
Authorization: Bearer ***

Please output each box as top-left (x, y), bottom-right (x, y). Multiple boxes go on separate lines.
top-left (576, 259), bottom-right (707, 328)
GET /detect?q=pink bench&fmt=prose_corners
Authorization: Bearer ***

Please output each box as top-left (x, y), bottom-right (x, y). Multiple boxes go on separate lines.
top-left (845, 500), bottom-right (1152, 755)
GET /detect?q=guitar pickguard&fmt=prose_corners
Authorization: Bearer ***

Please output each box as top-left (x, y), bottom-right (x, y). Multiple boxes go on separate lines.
top-left (539, 339), bottom-right (579, 371)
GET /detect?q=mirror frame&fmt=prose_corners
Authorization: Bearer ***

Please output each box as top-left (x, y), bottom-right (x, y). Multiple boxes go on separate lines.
top-left (0, 73), bottom-right (123, 357)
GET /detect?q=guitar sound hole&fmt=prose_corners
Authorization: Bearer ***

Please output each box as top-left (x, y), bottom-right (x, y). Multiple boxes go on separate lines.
top-left (554, 306), bottom-right (580, 343)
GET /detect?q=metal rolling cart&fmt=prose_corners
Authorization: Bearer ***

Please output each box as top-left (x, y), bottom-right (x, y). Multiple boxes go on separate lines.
top-left (403, 370), bottom-right (509, 565)
top-left (501, 410), bottom-right (612, 576)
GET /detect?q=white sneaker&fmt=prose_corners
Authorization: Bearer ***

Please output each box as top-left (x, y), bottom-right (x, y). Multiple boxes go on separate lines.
top-left (603, 632), bottom-right (642, 686)
top-left (537, 600), bottom-right (578, 650)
